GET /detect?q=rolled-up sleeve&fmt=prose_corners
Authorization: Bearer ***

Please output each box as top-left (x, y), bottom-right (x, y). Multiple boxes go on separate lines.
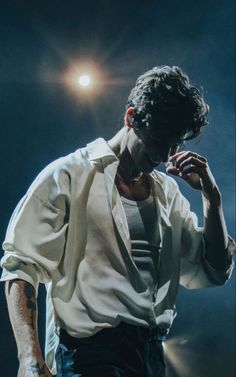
top-left (1, 189), bottom-right (68, 291)
top-left (176, 188), bottom-right (234, 289)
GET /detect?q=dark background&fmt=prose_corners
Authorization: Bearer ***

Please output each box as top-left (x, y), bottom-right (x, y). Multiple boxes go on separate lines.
top-left (0, 1), bottom-right (235, 376)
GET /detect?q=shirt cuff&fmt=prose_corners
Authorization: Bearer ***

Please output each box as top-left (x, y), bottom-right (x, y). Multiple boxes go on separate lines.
top-left (203, 235), bottom-right (235, 285)
top-left (0, 255), bottom-right (40, 292)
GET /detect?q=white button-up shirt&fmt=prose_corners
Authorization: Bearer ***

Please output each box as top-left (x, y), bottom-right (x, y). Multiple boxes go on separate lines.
top-left (1, 138), bottom-right (234, 373)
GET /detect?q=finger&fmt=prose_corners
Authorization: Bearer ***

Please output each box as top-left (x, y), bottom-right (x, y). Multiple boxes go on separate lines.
top-left (173, 151), bottom-right (206, 169)
top-left (166, 166), bottom-right (180, 176)
top-left (179, 164), bottom-right (203, 177)
top-left (175, 151), bottom-right (194, 169)
top-left (170, 150), bottom-right (206, 161)
top-left (179, 156), bottom-right (207, 171)
top-left (169, 150), bottom-right (187, 161)
top-left (197, 155), bottom-right (207, 162)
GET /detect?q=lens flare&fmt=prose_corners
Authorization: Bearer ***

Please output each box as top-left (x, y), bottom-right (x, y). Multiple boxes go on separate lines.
top-left (78, 74), bottom-right (91, 87)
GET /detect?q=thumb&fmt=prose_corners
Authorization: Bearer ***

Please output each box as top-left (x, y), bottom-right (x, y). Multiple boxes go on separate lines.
top-left (166, 167), bottom-right (180, 176)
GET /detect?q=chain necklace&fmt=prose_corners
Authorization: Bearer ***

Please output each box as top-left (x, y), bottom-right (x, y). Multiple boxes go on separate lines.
top-left (116, 170), bottom-right (144, 185)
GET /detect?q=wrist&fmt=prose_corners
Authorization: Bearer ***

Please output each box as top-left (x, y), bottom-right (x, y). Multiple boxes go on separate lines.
top-left (18, 357), bottom-right (50, 377)
top-left (18, 346), bottom-right (44, 363)
top-left (202, 185), bottom-right (222, 207)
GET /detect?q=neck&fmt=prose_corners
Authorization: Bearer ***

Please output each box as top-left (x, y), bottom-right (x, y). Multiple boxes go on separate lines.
top-left (117, 152), bottom-right (142, 182)
top-left (107, 127), bottom-right (126, 158)
top-left (108, 127), bottom-right (141, 182)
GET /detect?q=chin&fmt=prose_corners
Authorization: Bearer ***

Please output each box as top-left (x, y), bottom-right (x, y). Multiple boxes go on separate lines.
top-left (143, 165), bottom-right (157, 174)
top-left (135, 158), bottom-right (159, 174)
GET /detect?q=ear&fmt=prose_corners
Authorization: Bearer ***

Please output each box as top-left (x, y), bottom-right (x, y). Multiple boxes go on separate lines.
top-left (124, 107), bottom-right (136, 128)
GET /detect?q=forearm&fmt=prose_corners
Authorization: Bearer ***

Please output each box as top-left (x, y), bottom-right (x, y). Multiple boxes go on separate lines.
top-left (169, 150), bottom-right (233, 271)
top-left (5, 279), bottom-right (44, 365)
top-left (202, 187), bottom-right (230, 270)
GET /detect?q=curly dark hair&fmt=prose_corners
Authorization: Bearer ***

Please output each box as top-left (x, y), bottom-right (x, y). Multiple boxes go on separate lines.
top-left (126, 66), bottom-right (209, 142)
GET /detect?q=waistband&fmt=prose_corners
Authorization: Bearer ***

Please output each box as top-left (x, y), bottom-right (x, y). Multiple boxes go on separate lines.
top-left (60, 322), bottom-right (167, 348)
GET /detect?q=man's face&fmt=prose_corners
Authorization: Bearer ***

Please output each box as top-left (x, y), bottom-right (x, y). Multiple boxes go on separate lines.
top-left (125, 127), bottom-right (185, 173)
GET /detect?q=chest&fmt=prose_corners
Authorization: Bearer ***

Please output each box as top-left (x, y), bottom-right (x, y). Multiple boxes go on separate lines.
top-left (115, 176), bottom-right (150, 201)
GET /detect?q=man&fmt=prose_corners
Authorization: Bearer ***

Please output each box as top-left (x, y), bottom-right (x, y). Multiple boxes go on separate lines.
top-left (1, 66), bottom-right (235, 377)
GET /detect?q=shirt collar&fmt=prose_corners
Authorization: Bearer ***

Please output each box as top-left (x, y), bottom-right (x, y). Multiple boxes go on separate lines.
top-left (86, 138), bottom-right (118, 164)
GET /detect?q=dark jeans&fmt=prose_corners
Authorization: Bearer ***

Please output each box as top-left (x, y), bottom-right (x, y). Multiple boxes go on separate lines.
top-left (55, 323), bottom-right (166, 377)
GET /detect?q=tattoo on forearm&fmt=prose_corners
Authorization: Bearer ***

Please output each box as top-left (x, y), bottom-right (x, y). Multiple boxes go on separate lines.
top-left (30, 362), bottom-right (46, 376)
top-left (23, 283), bottom-right (36, 310)
top-left (23, 282), bottom-right (36, 329)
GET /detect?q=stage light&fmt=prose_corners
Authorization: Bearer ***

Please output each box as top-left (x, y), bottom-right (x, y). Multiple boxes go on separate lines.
top-left (78, 74), bottom-right (91, 87)
top-left (63, 61), bottom-right (105, 97)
